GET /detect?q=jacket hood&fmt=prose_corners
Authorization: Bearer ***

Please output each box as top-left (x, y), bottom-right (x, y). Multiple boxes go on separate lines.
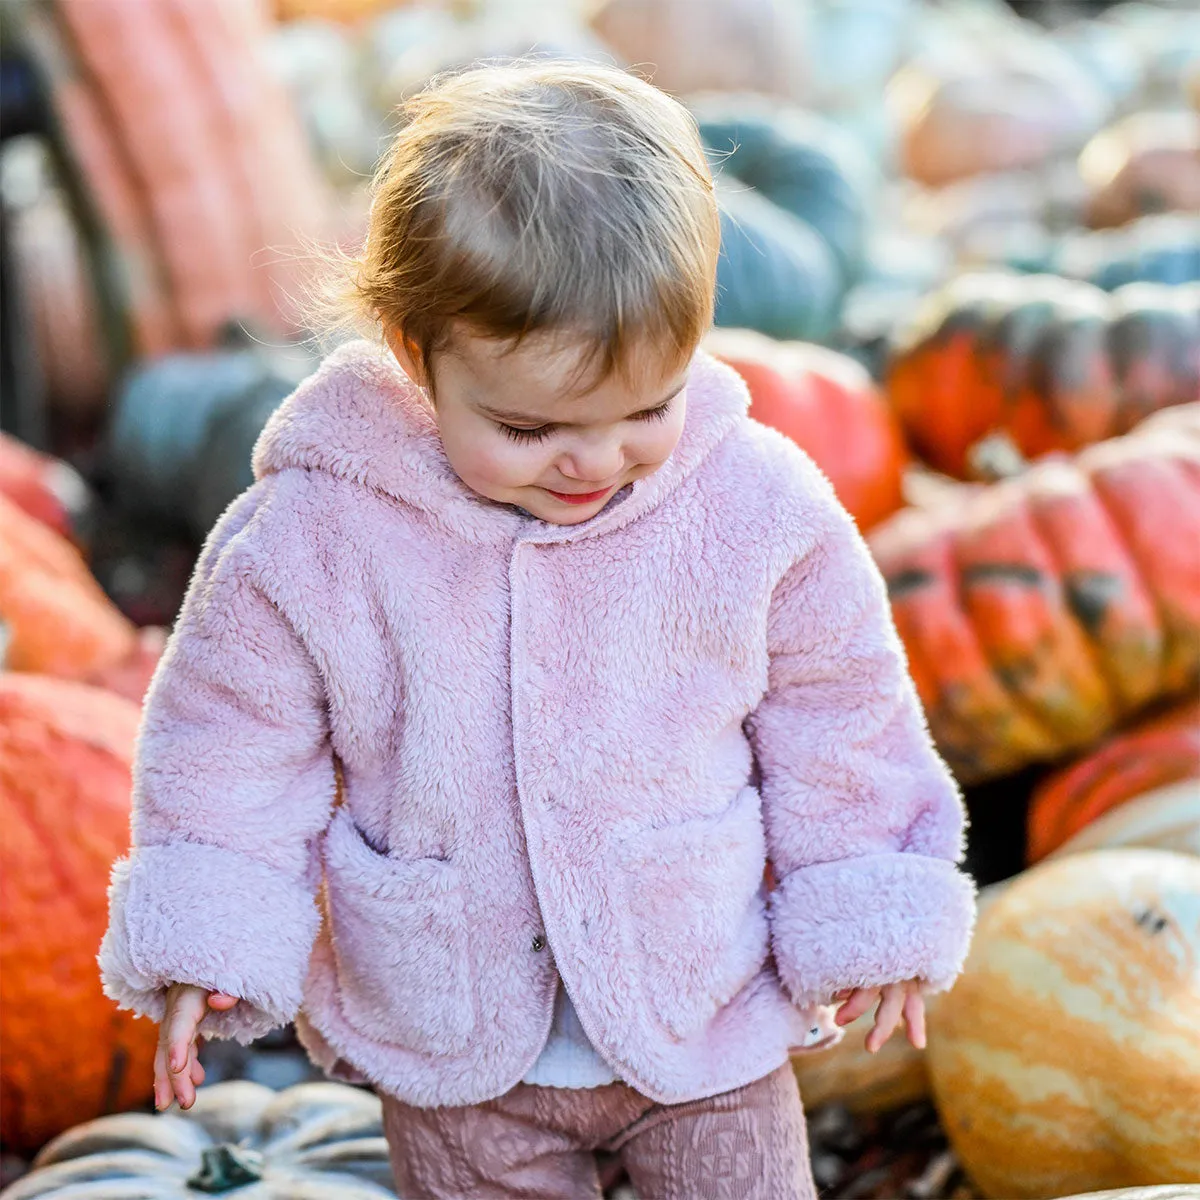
top-left (251, 338), bottom-right (751, 545)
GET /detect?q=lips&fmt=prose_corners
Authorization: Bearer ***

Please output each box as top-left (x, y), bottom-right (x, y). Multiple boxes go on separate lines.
top-left (544, 484), bottom-right (615, 505)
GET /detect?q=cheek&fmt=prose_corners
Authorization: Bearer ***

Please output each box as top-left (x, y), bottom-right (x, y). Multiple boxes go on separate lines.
top-left (449, 429), bottom-right (546, 490)
top-left (631, 410), bottom-right (687, 466)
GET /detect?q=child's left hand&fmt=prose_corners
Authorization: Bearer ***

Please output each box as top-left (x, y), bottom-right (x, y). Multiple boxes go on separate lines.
top-left (832, 979), bottom-right (926, 1053)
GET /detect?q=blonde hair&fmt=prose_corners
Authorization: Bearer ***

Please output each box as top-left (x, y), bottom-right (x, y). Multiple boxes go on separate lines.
top-left (313, 58), bottom-right (720, 394)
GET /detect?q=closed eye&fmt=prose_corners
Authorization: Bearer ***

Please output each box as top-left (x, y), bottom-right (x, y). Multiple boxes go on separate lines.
top-left (498, 397), bottom-right (674, 443)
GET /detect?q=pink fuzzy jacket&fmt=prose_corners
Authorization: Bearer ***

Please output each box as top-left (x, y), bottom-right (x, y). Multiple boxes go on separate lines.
top-left (98, 339), bottom-right (976, 1107)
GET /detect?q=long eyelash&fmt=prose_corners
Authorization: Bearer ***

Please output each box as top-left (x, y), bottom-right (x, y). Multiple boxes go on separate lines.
top-left (502, 424), bottom-right (553, 443)
top-left (637, 401), bottom-right (673, 422)
top-left (500, 399), bottom-right (672, 443)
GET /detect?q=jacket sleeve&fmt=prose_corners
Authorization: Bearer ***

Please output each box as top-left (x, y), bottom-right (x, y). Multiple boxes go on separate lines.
top-left (98, 485), bottom-right (337, 1043)
top-left (745, 475), bottom-right (976, 1010)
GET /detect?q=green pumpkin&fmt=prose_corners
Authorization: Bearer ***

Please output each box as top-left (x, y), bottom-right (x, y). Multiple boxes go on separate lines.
top-left (3, 1081), bottom-right (396, 1199)
top-left (692, 95), bottom-right (874, 289)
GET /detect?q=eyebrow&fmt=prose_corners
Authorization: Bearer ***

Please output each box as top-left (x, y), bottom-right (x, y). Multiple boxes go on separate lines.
top-left (478, 381), bottom-right (687, 426)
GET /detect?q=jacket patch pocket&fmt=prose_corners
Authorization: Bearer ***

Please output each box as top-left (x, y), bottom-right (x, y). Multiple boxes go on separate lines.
top-left (322, 806), bottom-right (476, 1056)
top-left (619, 786), bottom-right (770, 1041)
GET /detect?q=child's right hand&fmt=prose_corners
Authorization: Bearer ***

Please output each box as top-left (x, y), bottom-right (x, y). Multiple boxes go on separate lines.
top-left (154, 983), bottom-right (239, 1111)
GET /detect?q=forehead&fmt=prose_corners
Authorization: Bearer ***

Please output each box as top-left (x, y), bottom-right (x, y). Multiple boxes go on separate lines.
top-left (442, 328), bottom-right (688, 421)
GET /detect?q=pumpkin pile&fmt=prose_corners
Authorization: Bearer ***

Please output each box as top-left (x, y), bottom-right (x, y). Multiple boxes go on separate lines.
top-left (3, 1), bottom-right (1200, 1197)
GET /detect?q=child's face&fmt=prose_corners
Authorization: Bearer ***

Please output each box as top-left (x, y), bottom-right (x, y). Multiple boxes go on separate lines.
top-left (388, 326), bottom-right (690, 525)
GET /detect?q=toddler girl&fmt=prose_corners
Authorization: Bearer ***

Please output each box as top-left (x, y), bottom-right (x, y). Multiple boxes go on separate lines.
top-left (100, 60), bottom-right (976, 1200)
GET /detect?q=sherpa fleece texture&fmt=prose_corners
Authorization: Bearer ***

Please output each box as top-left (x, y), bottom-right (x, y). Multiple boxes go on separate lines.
top-left (98, 339), bottom-right (976, 1107)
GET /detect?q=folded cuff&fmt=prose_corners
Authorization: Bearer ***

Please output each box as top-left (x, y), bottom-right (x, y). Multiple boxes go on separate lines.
top-left (769, 853), bottom-right (977, 1008)
top-left (98, 841), bottom-right (322, 1044)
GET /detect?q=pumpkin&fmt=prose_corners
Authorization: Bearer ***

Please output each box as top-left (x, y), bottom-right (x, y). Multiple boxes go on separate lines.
top-left (0, 434), bottom-right (90, 543)
top-left (0, 494), bottom-right (137, 681)
top-left (6, 180), bottom-right (110, 422)
top-left (1027, 702), bottom-right (1200, 863)
top-left (692, 96), bottom-right (873, 291)
top-left (868, 404), bottom-right (1200, 783)
top-left (1081, 111), bottom-right (1200, 231)
top-left (709, 180), bottom-right (842, 343)
top-left (704, 328), bottom-right (907, 531)
top-left (1052, 214), bottom-right (1200, 291)
top-left (889, 35), bottom-right (1108, 187)
top-left (886, 273), bottom-right (1200, 479)
top-left (1048, 779), bottom-right (1200, 862)
top-left (1059, 1188), bottom-right (1200, 1200)
top-left (0, 673), bottom-right (156, 1153)
top-left (14, 0), bottom-right (331, 364)
top-left (589, 0), bottom-right (811, 105)
top-left (926, 848), bottom-right (1200, 1198)
top-left (3, 1080), bottom-right (397, 1198)
top-left (790, 1012), bottom-right (929, 1117)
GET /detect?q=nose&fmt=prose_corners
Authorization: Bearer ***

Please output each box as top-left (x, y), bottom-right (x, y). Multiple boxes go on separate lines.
top-left (556, 432), bottom-right (624, 486)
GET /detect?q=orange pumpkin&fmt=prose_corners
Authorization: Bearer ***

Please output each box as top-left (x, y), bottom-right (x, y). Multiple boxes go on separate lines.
top-left (0, 434), bottom-right (90, 543)
top-left (869, 404), bottom-right (1200, 782)
top-left (1027, 702), bottom-right (1200, 863)
top-left (705, 328), bottom-right (908, 530)
top-left (886, 273), bottom-right (1200, 480)
top-left (0, 494), bottom-right (162, 703)
top-left (0, 673), bottom-right (156, 1152)
top-left (926, 848), bottom-right (1200, 1197)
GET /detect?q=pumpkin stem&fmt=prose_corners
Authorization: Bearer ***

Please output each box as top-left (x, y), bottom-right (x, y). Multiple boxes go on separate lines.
top-left (966, 431), bottom-right (1028, 482)
top-left (186, 1144), bottom-right (266, 1192)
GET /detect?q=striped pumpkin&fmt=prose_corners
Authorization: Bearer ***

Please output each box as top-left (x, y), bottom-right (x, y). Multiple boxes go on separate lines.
top-left (1028, 702), bottom-right (1200, 862)
top-left (886, 273), bottom-right (1200, 480)
top-left (869, 404), bottom-right (1200, 782)
top-left (926, 848), bottom-right (1200, 1198)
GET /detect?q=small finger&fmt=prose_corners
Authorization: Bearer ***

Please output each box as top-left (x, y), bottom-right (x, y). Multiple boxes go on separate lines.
top-left (189, 1052), bottom-right (206, 1088)
top-left (866, 986), bottom-right (906, 1053)
top-left (904, 988), bottom-right (927, 1050)
top-left (166, 993), bottom-right (205, 1074)
top-left (153, 1042), bottom-right (170, 1111)
top-left (207, 992), bottom-right (239, 1011)
top-left (835, 987), bottom-right (878, 1027)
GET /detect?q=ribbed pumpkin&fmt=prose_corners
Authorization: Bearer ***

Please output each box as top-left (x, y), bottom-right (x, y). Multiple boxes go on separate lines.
top-left (1047, 779), bottom-right (1200, 861)
top-left (1027, 702), bottom-right (1200, 863)
top-left (14, 0), bottom-right (331, 380)
top-left (1052, 214), bottom-right (1200, 291)
top-left (926, 848), bottom-right (1200, 1198)
top-left (0, 673), bottom-right (156, 1154)
top-left (692, 97), bottom-right (872, 290)
top-left (868, 404), bottom-right (1200, 783)
top-left (3, 1080), bottom-right (396, 1198)
top-left (887, 273), bottom-right (1200, 479)
top-left (705, 328), bottom-right (907, 531)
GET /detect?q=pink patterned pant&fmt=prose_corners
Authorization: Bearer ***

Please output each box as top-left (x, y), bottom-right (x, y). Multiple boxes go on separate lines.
top-left (380, 1060), bottom-right (818, 1199)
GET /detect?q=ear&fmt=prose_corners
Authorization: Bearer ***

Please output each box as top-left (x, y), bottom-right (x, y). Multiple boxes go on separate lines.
top-left (383, 326), bottom-right (429, 389)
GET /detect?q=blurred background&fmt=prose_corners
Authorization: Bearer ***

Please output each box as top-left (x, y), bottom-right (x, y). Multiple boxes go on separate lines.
top-left (1, 0), bottom-right (1198, 1197)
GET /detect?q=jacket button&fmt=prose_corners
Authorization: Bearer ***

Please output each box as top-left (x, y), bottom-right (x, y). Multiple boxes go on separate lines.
top-left (531, 934), bottom-right (546, 952)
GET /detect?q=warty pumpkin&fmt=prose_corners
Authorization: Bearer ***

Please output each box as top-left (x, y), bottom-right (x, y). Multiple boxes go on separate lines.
top-left (887, 272), bottom-right (1200, 479)
top-left (926, 848), bottom-right (1200, 1198)
top-left (0, 673), bottom-right (156, 1154)
top-left (868, 403), bottom-right (1200, 783)
top-left (705, 328), bottom-right (908, 531)
top-left (3, 1080), bottom-right (397, 1198)
top-left (1027, 701), bottom-right (1200, 863)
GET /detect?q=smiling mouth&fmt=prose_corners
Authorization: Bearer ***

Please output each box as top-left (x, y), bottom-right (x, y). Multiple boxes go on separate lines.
top-left (543, 485), bottom-right (615, 504)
